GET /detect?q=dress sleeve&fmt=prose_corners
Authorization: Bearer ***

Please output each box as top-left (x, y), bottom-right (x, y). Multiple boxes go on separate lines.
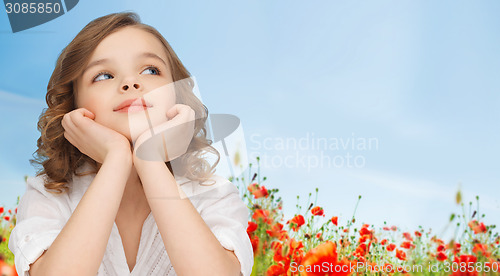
top-left (198, 178), bottom-right (254, 276)
top-left (8, 176), bottom-right (66, 276)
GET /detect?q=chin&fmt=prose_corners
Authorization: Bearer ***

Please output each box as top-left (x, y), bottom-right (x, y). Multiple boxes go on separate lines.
top-left (126, 108), bottom-right (168, 142)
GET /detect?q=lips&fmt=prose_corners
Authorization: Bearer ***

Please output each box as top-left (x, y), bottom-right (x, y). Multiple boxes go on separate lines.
top-left (114, 98), bottom-right (153, 113)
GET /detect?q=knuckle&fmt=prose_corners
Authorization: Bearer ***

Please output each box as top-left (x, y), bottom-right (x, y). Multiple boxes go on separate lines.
top-left (69, 111), bottom-right (78, 120)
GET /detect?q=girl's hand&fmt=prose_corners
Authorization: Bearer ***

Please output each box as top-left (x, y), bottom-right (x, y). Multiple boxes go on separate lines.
top-left (133, 104), bottom-right (195, 163)
top-left (62, 108), bottom-right (131, 163)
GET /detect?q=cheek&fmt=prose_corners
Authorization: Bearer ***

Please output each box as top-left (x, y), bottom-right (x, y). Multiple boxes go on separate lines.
top-left (76, 90), bottom-right (112, 117)
top-left (145, 83), bottom-right (177, 115)
top-left (165, 91), bottom-right (176, 110)
top-left (80, 100), bottom-right (106, 120)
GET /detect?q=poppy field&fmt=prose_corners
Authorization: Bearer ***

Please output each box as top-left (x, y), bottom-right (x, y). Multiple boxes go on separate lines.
top-left (236, 158), bottom-right (499, 276)
top-left (1, 158), bottom-right (499, 275)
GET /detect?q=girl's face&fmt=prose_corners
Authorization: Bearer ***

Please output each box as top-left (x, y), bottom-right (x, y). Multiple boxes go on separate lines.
top-left (75, 26), bottom-right (176, 142)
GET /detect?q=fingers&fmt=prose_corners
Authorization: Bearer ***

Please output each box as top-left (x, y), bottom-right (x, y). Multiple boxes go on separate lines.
top-left (80, 108), bottom-right (95, 119)
top-left (166, 104), bottom-right (181, 120)
top-left (166, 104), bottom-right (195, 122)
top-left (61, 112), bottom-right (76, 135)
top-left (70, 108), bottom-right (96, 129)
top-left (62, 108), bottom-right (96, 144)
top-left (134, 108), bottom-right (197, 163)
top-left (61, 111), bottom-right (80, 148)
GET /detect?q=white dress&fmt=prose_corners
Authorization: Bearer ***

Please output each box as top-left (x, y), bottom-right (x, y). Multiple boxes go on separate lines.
top-left (8, 166), bottom-right (254, 276)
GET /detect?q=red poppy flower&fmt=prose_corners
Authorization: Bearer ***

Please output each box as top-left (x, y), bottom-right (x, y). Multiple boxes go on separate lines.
top-left (451, 255), bottom-right (478, 276)
top-left (247, 221), bottom-right (258, 234)
top-left (287, 215), bottom-right (305, 232)
top-left (301, 241), bottom-right (354, 276)
top-left (250, 235), bottom-right (260, 254)
top-left (359, 235), bottom-right (370, 244)
top-left (396, 249), bottom-right (406, 261)
top-left (453, 242), bottom-right (461, 255)
top-left (272, 238), bottom-right (305, 273)
top-left (456, 254), bottom-right (477, 263)
top-left (402, 232), bottom-right (413, 241)
top-left (271, 241), bottom-right (285, 264)
top-left (266, 264), bottom-right (286, 276)
top-left (400, 241), bottom-right (414, 249)
top-left (359, 225), bottom-right (373, 237)
top-left (311, 206), bottom-right (325, 217)
top-left (436, 251), bottom-right (448, 261)
top-left (472, 243), bottom-right (489, 257)
top-left (266, 223), bottom-right (284, 238)
top-left (252, 209), bottom-right (271, 224)
top-left (0, 260), bottom-right (16, 276)
top-left (386, 244), bottom-right (396, 252)
top-left (0, 207), bottom-right (3, 213)
top-left (354, 242), bottom-right (370, 257)
top-left (3, 216), bottom-right (10, 221)
top-left (277, 229), bottom-right (289, 242)
top-left (432, 237), bottom-right (445, 244)
top-left (396, 266), bottom-right (409, 273)
top-left (468, 220), bottom-right (487, 234)
top-left (247, 183), bottom-right (269, 199)
top-left (331, 216), bottom-right (338, 226)
top-left (414, 231), bottom-right (422, 237)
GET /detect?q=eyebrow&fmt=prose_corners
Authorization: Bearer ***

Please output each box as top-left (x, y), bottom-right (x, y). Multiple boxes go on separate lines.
top-left (81, 52), bottom-right (168, 76)
top-left (140, 52), bottom-right (167, 66)
top-left (82, 58), bottom-right (109, 76)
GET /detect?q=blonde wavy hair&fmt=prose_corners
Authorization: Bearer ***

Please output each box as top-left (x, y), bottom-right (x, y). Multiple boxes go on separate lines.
top-left (31, 12), bottom-right (220, 194)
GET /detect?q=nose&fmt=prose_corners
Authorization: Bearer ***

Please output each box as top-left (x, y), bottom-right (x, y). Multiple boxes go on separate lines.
top-left (120, 77), bottom-right (143, 93)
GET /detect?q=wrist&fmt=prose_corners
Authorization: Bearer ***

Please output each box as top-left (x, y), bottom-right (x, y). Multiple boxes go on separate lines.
top-left (105, 147), bottom-right (133, 167)
top-left (133, 155), bottom-right (167, 174)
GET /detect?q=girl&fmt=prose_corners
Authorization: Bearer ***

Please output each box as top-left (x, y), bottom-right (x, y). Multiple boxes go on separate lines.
top-left (8, 12), bottom-right (253, 276)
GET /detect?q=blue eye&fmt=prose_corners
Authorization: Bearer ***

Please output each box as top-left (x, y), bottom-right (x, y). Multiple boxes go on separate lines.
top-left (141, 66), bottom-right (160, 75)
top-left (93, 72), bottom-right (113, 82)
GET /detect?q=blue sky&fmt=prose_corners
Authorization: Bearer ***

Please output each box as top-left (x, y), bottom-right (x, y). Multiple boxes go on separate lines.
top-left (1, 0), bottom-right (499, 240)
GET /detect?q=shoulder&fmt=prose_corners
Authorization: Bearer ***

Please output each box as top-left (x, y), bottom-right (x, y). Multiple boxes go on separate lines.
top-left (25, 174), bottom-right (58, 198)
top-left (25, 171), bottom-right (88, 199)
top-left (22, 166), bottom-right (94, 213)
top-left (15, 175), bottom-right (68, 222)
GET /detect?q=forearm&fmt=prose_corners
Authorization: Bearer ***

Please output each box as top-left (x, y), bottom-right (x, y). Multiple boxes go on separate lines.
top-left (31, 150), bottom-right (132, 276)
top-left (135, 160), bottom-right (240, 276)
